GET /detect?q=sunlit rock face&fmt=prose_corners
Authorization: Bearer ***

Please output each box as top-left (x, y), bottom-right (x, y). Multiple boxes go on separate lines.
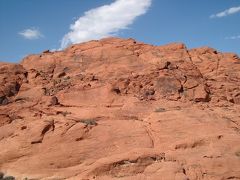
top-left (0, 37), bottom-right (240, 180)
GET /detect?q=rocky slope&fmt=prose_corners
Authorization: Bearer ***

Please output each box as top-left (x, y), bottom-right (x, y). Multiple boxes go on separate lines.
top-left (0, 37), bottom-right (240, 180)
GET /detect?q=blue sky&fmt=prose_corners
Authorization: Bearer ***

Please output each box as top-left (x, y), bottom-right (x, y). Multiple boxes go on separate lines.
top-left (0, 0), bottom-right (239, 62)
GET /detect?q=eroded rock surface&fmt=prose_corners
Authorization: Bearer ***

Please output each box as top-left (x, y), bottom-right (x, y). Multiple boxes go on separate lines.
top-left (0, 38), bottom-right (239, 180)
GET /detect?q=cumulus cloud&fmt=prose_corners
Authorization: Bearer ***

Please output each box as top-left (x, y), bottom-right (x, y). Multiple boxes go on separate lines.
top-left (225, 35), bottom-right (240, 40)
top-left (60, 0), bottom-right (152, 49)
top-left (19, 28), bottom-right (43, 40)
top-left (210, 6), bottom-right (240, 18)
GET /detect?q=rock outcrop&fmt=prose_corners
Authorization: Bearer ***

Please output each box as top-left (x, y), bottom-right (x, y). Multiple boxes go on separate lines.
top-left (0, 37), bottom-right (239, 179)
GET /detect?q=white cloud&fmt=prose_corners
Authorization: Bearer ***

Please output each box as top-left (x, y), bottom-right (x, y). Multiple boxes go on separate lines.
top-left (225, 35), bottom-right (240, 40)
top-left (210, 6), bottom-right (240, 18)
top-left (19, 28), bottom-right (43, 40)
top-left (60, 0), bottom-right (152, 49)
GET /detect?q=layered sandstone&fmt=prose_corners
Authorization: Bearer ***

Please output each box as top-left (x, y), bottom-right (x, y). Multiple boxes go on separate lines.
top-left (0, 38), bottom-right (239, 180)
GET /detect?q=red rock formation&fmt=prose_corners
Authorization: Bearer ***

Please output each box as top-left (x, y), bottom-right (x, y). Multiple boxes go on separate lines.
top-left (0, 38), bottom-right (239, 179)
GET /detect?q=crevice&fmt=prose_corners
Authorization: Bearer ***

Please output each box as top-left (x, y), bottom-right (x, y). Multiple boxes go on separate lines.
top-left (31, 120), bottom-right (55, 144)
top-left (216, 57), bottom-right (220, 76)
top-left (227, 176), bottom-right (240, 179)
top-left (143, 125), bottom-right (155, 148)
top-left (90, 153), bottom-right (165, 178)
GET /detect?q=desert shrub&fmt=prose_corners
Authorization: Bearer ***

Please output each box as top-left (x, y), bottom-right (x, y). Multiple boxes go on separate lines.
top-left (80, 119), bottom-right (98, 126)
top-left (2, 176), bottom-right (15, 180)
top-left (154, 107), bottom-right (166, 112)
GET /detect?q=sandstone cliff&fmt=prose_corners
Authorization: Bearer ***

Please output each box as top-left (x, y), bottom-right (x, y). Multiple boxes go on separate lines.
top-left (0, 38), bottom-right (240, 179)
